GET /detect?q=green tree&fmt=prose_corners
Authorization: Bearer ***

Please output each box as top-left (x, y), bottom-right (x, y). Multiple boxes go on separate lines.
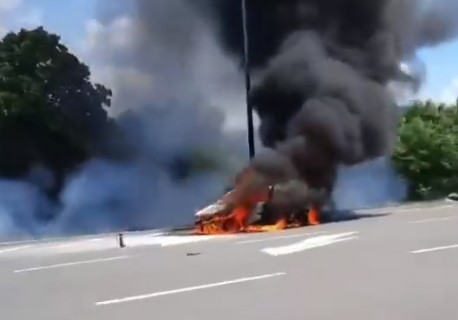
top-left (0, 27), bottom-right (112, 199)
top-left (392, 99), bottom-right (458, 200)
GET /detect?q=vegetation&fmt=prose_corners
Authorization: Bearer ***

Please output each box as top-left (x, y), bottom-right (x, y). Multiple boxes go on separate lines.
top-left (392, 100), bottom-right (458, 200)
top-left (0, 27), bottom-right (112, 197)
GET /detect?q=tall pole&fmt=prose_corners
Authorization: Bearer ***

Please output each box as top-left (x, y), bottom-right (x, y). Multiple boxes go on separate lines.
top-left (241, 0), bottom-right (256, 159)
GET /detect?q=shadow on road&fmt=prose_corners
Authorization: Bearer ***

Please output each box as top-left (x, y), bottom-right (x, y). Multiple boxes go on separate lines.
top-left (322, 210), bottom-right (390, 224)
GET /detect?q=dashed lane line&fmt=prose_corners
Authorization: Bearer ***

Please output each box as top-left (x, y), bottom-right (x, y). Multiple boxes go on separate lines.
top-left (96, 272), bottom-right (287, 306)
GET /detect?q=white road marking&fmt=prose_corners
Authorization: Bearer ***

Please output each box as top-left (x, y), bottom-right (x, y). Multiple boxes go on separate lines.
top-left (0, 239), bottom-right (36, 246)
top-left (410, 244), bottom-right (458, 254)
top-left (51, 238), bottom-right (105, 249)
top-left (408, 217), bottom-right (455, 224)
top-left (236, 232), bottom-right (328, 245)
top-left (0, 245), bottom-right (33, 254)
top-left (126, 235), bottom-right (234, 247)
top-left (14, 256), bottom-right (129, 273)
top-left (261, 231), bottom-right (359, 256)
top-left (158, 235), bottom-right (234, 247)
top-left (96, 272), bottom-right (286, 306)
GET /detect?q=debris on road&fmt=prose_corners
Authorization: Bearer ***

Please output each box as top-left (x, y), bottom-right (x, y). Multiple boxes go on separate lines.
top-left (186, 252), bottom-right (201, 256)
top-left (118, 233), bottom-right (126, 248)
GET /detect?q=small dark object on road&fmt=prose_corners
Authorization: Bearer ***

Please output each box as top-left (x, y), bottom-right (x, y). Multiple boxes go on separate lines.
top-left (186, 252), bottom-right (201, 256)
top-left (118, 233), bottom-right (126, 248)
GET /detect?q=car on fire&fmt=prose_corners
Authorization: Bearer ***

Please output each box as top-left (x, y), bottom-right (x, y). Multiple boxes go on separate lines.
top-left (194, 181), bottom-right (335, 234)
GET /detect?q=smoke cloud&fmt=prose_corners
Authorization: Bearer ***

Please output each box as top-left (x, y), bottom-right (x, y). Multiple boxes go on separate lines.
top-left (0, 0), bottom-right (249, 241)
top-left (1, 0), bottom-right (458, 240)
top-left (416, 0), bottom-right (458, 47)
top-left (199, 0), bottom-right (458, 200)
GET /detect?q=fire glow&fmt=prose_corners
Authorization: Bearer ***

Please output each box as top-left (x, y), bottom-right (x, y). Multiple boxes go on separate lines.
top-left (194, 171), bottom-right (321, 235)
top-left (194, 194), bottom-right (320, 235)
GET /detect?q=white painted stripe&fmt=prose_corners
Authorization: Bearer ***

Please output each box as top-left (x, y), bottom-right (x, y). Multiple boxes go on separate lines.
top-left (14, 256), bottom-right (129, 273)
top-left (410, 244), bottom-right (458, 254)
top-left (236, 232), bottom-right (328, 245)
top-left (0, 240), bottom-right (37, 246)
top-left (96, 272), bottom-right (286, 306)
top-left (0, 245), bottom-right (33, 254)
top-left (51, 238), bottom-right (105, 249)
top-left (408, 217), bottom-right (455, 224)
top-left (124, 235), bottom-right (233, 248)
top-left (261, 232), bottom-right (359, 256)
top-left (156, 235), bottom-right (233, 247)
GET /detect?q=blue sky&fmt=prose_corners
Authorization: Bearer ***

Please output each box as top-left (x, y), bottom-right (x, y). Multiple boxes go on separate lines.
top-left (3, 0), bottom-right (458, 102)
top-left (35, 0), bottom-right (94, 42)
top-left (418, 41), bottom-right (458, 100)
top-left (5, 0), bottom-right (96, 46)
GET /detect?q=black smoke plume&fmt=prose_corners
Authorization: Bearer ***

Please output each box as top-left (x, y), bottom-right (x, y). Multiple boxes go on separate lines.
top-left (198, 0), bottom-right (458, 199)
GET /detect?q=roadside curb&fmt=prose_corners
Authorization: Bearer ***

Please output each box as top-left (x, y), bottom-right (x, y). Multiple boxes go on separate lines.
top-left (354, 200), bottom-right (457, 215)
top-left (0, 228), bottom-right (168, 248)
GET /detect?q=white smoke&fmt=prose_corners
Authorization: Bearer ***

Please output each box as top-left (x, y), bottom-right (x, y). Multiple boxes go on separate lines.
top-left (333, 157), bottom-right (408, 211)
top-left (0, 0), bottom-right (250, 241)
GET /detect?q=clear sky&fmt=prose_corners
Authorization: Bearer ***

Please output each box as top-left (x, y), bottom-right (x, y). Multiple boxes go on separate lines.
top-left (1, 0), bottom-right (458, 103)
top-left (418, 41), bottom-right (458, 102)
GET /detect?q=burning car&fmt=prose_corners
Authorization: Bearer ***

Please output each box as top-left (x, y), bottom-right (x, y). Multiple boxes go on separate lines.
top-left (194, 179), bottom-right (329, 235)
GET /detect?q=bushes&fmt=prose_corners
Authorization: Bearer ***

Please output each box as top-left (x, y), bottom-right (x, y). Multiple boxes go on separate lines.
top-left (392, 100), bottom-right (458, 200)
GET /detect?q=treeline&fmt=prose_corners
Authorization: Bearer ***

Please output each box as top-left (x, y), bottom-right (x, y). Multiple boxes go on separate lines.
top-left (392, 99), bottom-right (458, 200)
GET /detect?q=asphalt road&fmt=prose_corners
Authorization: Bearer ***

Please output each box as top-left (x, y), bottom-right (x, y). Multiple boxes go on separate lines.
top-left (1, 201), bottom-right (458, 320)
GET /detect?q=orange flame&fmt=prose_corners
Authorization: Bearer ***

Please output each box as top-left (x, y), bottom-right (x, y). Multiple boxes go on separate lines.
top-left (195, 191), bottom-right (268, 235)
top-left (194, 167), bottom-right (321, 235)
top-left (307, 208), bottom-right (320, 225)
top-left (194, 192), bottom-right (321, 235)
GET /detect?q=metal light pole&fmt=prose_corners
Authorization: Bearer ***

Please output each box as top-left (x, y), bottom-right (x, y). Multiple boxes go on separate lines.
top-left (241, 0), bottom-right (256, 159)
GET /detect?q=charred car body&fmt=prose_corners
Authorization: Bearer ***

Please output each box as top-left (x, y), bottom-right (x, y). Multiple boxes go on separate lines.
top-left (194, 180), bottom-right (333, 234)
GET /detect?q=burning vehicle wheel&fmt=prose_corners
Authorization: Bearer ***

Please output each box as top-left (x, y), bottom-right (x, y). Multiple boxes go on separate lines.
top-left (221, 218), bottom-right (239, 233)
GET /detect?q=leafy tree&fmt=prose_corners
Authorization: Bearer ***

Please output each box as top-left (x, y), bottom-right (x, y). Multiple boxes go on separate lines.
top-left (0, 27), bottom-right (112, 200)
top-left (392, 99), bottom-right (458, 200)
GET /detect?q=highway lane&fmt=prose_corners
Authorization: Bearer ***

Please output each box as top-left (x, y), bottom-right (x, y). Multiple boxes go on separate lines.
top-left (1, 202), bottom-right (458, 320)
